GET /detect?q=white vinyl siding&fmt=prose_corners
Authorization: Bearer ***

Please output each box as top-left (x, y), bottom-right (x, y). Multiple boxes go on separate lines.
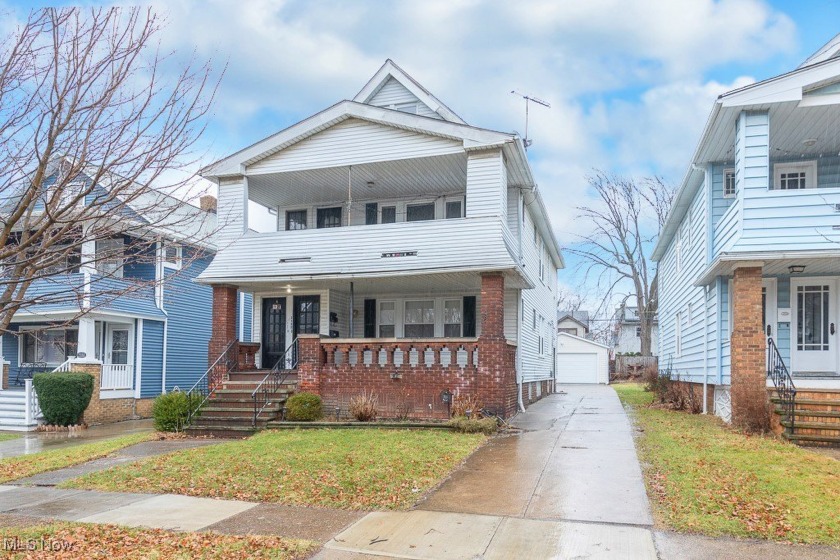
top-left (367, 76), bottom-right (441, 120)
top-left (465, 149), bottom-right (506, 218)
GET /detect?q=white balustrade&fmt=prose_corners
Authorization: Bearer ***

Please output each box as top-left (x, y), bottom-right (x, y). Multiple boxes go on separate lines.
top-left (101, 364), bottom-right (134, 390)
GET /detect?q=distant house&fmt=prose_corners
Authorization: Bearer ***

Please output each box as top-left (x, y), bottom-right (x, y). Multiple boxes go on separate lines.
top-left (0, 170), bottom-right (251, 431)
top-left (557, 310), bottom-right (590, 338)
top-left (612, 305), bottom-right (658, 356)
top-left (192, 59), bottom-right (564, 431)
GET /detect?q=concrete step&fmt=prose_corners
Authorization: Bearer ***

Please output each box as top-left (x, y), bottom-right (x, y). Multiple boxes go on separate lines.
top-left (784, 433), bottom-right (840, 447)
top-left (771, 397), bottom-right (840, 408)
top-left (191, 416), bottom-right (277, 427)
top-left (0, 404), bottom-right (25, 413)
top-left (781, 420), bottom-right (840, 432)
top-left (200, 405), bottom-right (281, 417)
top-left (185, 425), bottom-right (258, 438)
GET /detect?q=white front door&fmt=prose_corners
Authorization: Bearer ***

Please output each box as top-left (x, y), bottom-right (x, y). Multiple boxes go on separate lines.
top-left (791, 279), bottom-right (837, 373)
top-left (105, 325), bottom-right (131, 366)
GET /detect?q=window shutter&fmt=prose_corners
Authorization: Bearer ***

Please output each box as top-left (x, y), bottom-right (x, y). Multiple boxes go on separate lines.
top-left (364, 299), bottom-right (376, 338)
top-left (365, 203), bottom-right (378, 225)
top-left (463, 296), bottom-right (476, 337)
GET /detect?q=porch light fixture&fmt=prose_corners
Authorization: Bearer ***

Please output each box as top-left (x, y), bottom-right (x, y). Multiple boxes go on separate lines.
top-left (286, 286), bottom-right (292, 294)
top-left (788, 265), bottom-right (806, 274)
top-left (366, 181), bottom-right (375, 188)
top-left (803, 138), bottom-right (818, 147)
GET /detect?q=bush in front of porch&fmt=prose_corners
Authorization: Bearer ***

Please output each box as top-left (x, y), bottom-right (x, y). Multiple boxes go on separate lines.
top-left (33, 372), bottom-right (94, 426)
top-left (615, 383), bottom-right (840, 545)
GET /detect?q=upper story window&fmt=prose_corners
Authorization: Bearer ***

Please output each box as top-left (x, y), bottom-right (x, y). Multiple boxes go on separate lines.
top-left (445, 199), bottom-right (463, 219)
top-left (381, 206), bottom-right (396, 224)
top-left (317, 207), bottom-right (342, 228)
top-left (365, 203), bottom-right (378, 225)
top-left (635, 326), bottom-right (641, 337)
top-left (96, 237), bottom-right (124, 278)
top-left (723, 168), bottom-right (736, 198)
top-left (286, 210), bottom-right (307, 231)
top-left (774, 161), bottom-right (817, 190)
top-left (162, 243), bottom-right (182, 270)
top-left (406, 202), bottom-right (435, 222)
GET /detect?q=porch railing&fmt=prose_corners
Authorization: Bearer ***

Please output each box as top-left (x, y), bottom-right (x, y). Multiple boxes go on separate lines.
top-left (24, 378), bottom-right (42, 425)
top-left (186, 340), bottom-right (237, 426)
top-left (252, 338), bottom-right (299, 426)
top-left (101, 364), bottom-right (134, 390)
top-left (51, 359), bottom-right (73, 373)
top-left (321, 339), bottom-right (480, 370)
top-left (767, 337), bottom-right (796, 436)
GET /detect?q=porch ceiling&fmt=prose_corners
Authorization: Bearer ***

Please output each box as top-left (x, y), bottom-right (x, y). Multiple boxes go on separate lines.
top-left (247, 153), bottom-right (468, 209)
top-left (235, 270), bottom-right (526, 295)
top-left (695, 250), bottom-right (840, 284)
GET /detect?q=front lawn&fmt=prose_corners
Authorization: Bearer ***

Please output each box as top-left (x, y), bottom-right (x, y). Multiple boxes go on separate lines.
top-left (63, 429), bottom-right (486, 510)
top-left (0, 433), bottom-right (20, 442)
top-left (2, 521), bottom-right (315, 559)
top-left (614, 383), bottom-right (840, 545)
top-left (0, 432), bottom-right (151, 484)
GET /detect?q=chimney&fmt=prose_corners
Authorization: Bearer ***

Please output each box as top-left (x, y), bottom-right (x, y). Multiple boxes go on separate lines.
top-left (200, 194), bottom-right (217, 214)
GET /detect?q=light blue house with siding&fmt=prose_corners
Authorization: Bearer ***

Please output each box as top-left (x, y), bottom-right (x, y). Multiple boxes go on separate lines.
top-left (653, 35), bottom-right (840, 443)
top-left (0, 170), bottom-right (252, 430)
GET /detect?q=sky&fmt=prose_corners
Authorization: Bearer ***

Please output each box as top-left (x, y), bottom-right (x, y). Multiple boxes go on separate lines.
top-left (7, 0), bottom-right (840, 312)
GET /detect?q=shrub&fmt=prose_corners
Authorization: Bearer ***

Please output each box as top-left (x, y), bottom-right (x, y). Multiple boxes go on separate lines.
top-left (349, 391), bottom-right (378, 422)
top-left (285, 392), bottom-right (323, 421)
top-left (33, 372), bottom-right (94, 426)
top-left (451, 394), bottom-right (483, 418)
top-left (448, 415), bottom-right (498, 435)
top-left (152, 390), bottom-right (193, 432)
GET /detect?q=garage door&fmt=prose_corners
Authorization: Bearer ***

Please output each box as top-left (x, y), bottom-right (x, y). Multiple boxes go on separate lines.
top-left (556, 353), bottom-right (599, 384)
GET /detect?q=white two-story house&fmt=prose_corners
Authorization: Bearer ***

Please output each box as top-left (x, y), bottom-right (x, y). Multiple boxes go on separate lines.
top-left (198, 60), bottom-right (563, 421)
top-left (654, 35), bottom-right (840, 444)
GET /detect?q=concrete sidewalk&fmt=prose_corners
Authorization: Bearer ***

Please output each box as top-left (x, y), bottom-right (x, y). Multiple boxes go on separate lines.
top-left (0, 419), bottom-right (153, 459)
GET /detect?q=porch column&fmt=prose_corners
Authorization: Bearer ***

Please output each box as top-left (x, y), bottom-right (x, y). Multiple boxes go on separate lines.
top-left (209, 284), bottom-right (238, 365)
top-left (76, 317), bottom-right (97, 360)
top-left (730, 265), bottom-right (770, 432)
top-left (478, 272), bottom-right (517, 417)
top-left (296, 334), bottom-right (322, 394)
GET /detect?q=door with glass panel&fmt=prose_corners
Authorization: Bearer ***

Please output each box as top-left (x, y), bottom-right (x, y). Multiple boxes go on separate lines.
top-left (105, 326), bottom-right (130, 366)
top-left (791, 279), bottom-right (837, 373)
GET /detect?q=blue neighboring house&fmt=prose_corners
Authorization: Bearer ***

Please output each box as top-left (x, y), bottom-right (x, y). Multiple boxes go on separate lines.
top-left (653, 34), bottom-right (840, 442)
top-left (0, 168), bottom-right (251, 430)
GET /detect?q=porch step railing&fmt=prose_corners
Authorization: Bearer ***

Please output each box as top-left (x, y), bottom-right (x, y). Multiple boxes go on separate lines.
top-left (24, 379), bottom-right (42, 425)
top-left (51, 359), bottom-right (73, 373)
top-left (252, 337), bottom-right (299, 426)
top-left (767, 337), bottom-right (796, 435)
top-left (186, 340), bottom-right (237, 425)
top-left (101, 364), bottom-right (134, 390)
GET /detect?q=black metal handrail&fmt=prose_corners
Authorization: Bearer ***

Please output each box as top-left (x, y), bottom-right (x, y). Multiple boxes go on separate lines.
top-left (767, 337), bottom-right (796, 436)
top-left (186, 340), bottom-right (237, 425)
top-left (252, 337), bottom-right (300, 426)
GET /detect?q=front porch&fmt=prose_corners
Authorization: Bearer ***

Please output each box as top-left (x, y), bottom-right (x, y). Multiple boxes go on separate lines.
top-left (206, 272), bottom-right (525, 426)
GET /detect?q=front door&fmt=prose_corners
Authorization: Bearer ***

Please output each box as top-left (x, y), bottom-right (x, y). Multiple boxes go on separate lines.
top-left (262, 298), bottom-right (287, 368)
top-left (105, 325), bottom-right (130, 365)
top-left (293, 295), bottom-right (320, 365)
top-left (792, 279), bottom-right (837, 373)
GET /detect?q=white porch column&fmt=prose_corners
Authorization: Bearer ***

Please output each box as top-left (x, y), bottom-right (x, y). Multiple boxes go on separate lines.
top-left (80, 222), bottom-right (96, 275)
top-left (77, 317), bottom-right (97, 360)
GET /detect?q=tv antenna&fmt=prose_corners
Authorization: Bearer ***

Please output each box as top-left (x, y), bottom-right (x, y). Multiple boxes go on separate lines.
top-left (511, 91), bottom-right (550, 150)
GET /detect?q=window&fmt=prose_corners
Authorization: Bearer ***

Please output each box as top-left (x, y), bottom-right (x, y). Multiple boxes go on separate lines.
top-left (379, 301), bottom-right (395, 338)
top-left (687, 303), bottom-right (693, 327)
top-left (381, 206), bottom-right (396, 224)
top-left (162, 244), bottom-right (182, 270)
top-left (444, 299), bottom-right (462, 337)
top-left (533, 223), bottom-right (538, 244)
top-left (532, 309), bottom-right (536, 330)
top-left (538, 241), bottom-right (544, 282)
top-left (774, 161), bottom-right (817, 190)
top-left (316, 207), bottom-right (342, 228)
top-left (285, 210), bottom-right (307, 231)
top-left (393, 102), bottom-right (418, 114)
top-left (675, 311), bottom-right (682, 357)
top-left (635, 326), bottom-right (642, 337)
top-left (675, 227), bottom-right (682, 273)
top-left (723, 168), bottom-right (736, 198)
top-left (406, 203), bottom-right (435, 222)
top-left (559, 327), bottom-right (578, 335)
top-left (445, 200), bottom-right (463, 219)
top-left (365, 203), bottom-right (378, 225)
top-left (96, 238), bottom-right (124, 278)
top-left (404, 300), bottom-right (434, 337)
top-left (22, 328), bottom-right (78, 365)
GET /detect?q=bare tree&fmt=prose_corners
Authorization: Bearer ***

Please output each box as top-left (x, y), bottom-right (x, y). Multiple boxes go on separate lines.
top-left (556, 288), bottom-right (585, 314)
top-left (568, 172), bottom-right (674, 356)
top-left (0, 7), bottom-right (220, 336)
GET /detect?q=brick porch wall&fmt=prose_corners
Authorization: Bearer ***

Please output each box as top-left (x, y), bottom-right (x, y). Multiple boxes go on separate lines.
top-left (730, 266), bottom-right (770, 432)
top-left (74, 362), bottom-right (153, 425)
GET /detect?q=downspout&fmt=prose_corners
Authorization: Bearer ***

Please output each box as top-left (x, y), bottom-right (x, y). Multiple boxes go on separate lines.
top-left (349, 282), bottom-right (354, 337)
top-left (703, 285), bottom-right (709, 414)
top-left (516, 190), bottom-right (525, 413)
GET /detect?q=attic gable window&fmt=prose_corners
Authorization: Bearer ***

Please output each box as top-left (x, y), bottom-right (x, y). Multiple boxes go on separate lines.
top-left (723, 168), bottom-right (736, 198)
top-left (95, 238), bottom-right (124, 278)
top-left (774, 161), bottom-right (817, 190)
top-left (391, 102), bottom-right (418, 114)
top-left (163, 244), bottom-right (182, 270)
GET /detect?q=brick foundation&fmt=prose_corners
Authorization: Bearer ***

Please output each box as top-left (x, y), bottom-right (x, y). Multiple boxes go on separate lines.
top-left (730, 266), bottom-right (770, 432)
top-left (521, 379), bottom-right (554, 406)
top-left (74, 362), bottom-right (154, 425)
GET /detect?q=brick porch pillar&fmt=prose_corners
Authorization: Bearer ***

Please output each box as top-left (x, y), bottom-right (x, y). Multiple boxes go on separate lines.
top-left (209, 285), bottom-right (239, 368)
top-left (730, 266), bottom-right (770, 432)
top-left (478, 272), bottom-right (517, 418)
top-left (296, 334), bottom-right (322, 394)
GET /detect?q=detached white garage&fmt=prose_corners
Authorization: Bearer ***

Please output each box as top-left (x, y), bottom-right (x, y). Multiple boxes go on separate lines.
top-left (556, 332), bottom-right (609, 384)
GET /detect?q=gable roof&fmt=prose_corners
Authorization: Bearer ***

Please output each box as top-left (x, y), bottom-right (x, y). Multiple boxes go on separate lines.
top-left (557, 313), bottom-right (589, 331)
top-left (800, 32), bottom-right (840, 68)
top-left (353, 59), bottom-right (466, 124)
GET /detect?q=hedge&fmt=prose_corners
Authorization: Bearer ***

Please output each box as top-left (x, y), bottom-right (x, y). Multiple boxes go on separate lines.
top-left (32, 372), bottom-right (94, 426)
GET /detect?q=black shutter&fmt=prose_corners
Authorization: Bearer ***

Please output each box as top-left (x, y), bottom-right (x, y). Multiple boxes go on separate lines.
top-left (463, 296), bottom-right (476, 337)
top-left (364, 299), bottom-right (377, 338)
top-left (365, 203), bottom-right (378, 225)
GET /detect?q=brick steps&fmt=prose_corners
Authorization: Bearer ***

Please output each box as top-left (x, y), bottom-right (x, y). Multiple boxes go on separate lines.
top-left (769, 387), bottom-right (840, 447)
